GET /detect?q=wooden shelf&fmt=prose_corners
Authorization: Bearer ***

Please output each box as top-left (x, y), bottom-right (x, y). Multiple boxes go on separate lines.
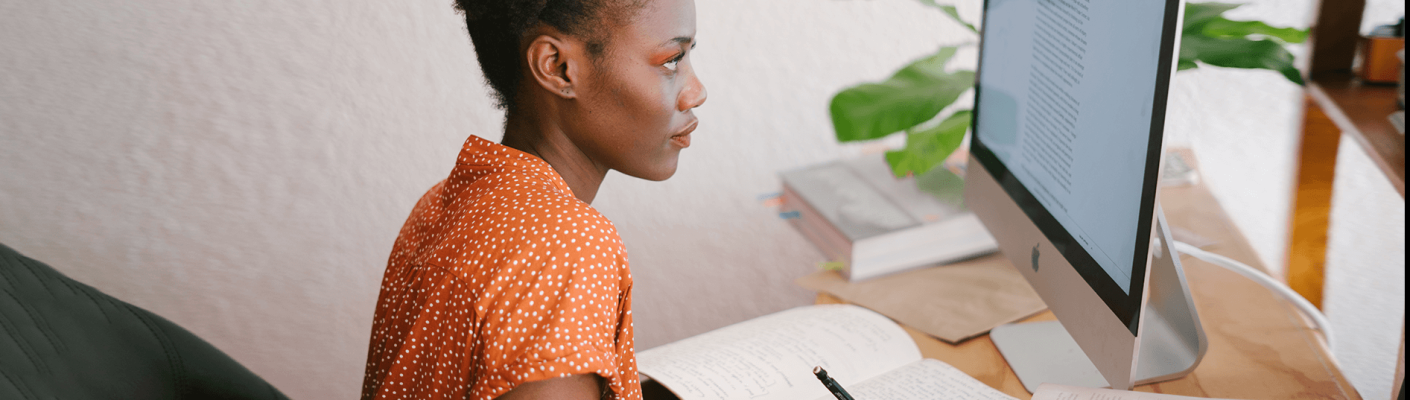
top-left (1307, 73), bottom-right (1406, 197)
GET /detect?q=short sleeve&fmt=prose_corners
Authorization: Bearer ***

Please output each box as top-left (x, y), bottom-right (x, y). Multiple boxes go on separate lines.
top-left (363, 137), bottom-right (639, 400)
top-left (466, 223), bottom-right (630, 399)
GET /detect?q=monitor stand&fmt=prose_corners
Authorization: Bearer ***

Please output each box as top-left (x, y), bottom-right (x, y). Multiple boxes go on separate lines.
top-left (989, 206), bottom-right (1208, 393)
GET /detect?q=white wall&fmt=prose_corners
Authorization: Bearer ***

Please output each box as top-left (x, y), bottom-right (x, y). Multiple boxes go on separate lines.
top-left (0, 0), bottom-right (1401, 399)
top-left (1324, 135), bottom-right (1406, 400)
top-left (1, 1), bottom-right (492, 397)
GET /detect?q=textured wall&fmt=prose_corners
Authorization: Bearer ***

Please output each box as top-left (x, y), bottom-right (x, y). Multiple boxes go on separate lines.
top-left (0, 0), bottom-right (1401, 399)
top-left (1324, 135), bottom-right (1406, 400)
top-left (0, 1), bottom-right (494, 397)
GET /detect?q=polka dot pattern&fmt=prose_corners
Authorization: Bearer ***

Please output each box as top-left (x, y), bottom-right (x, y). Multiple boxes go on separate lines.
top-left (361, 135), bottom-right (641, 400)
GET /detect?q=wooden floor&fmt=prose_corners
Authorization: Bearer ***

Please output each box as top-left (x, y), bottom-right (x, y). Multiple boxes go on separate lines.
top-left (1286, 95), bottom-right (1342, 308)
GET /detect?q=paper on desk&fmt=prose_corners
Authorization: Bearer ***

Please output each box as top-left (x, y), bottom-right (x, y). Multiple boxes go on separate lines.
top-left (1033, 383), bottom-right (1234, 400)
top-left (815, 359), bottom-right (1017, 400)
top-left (795, 256), bottom-right (1047, 343)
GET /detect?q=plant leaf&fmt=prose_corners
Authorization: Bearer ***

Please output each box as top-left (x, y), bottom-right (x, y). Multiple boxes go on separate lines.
top-left (1181, 34), bottom-right (1304, 85)
top-left (938, 5), bottom-right (979, 34)
top-left (1182, 2), bottom-right (1243, 32)
top-left (1201, 18), bottom-right (1307, 43)
top-left (1177, 59), bottom-right (1199, 71)
top-left (884, 110), bottom-right (972, 177)
top-left (915, 166), bottom-right (967, 209)
top-left (830, 47), bottom-right (974, 142)
top-left (915, 1), bottom-right (979, 34)
top-left (1180, 2), bottom-right (1308, 85)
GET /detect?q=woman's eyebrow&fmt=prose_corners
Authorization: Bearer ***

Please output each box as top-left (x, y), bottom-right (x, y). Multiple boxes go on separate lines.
top-left (662, 37), bottom-right (695, 48)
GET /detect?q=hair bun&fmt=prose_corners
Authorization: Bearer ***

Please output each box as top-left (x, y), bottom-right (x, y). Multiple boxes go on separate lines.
top-left (454, 0), bottom-right (551, 23)
top-left (452, 0), bottom-right (485, 20)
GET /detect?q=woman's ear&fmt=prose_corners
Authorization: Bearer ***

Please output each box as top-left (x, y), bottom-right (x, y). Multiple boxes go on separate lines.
top-left (525, 29), bottom-right (585, 100)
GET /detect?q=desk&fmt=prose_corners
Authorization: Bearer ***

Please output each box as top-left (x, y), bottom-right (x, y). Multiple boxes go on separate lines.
top-left (814, 151), bottom-right (1361, 399)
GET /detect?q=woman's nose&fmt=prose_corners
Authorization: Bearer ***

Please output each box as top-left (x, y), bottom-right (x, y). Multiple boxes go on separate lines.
top-left (679, 72), bottom-right (707, 111)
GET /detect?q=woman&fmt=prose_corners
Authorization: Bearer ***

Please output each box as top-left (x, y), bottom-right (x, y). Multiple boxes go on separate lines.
top-left (360, 0), bottom-right (706, 398)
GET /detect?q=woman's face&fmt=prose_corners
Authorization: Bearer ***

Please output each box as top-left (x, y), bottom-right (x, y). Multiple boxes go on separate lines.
top-left (564, 0), bottom-right (707, 181)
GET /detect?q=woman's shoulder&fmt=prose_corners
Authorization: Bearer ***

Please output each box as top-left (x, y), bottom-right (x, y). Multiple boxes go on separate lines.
top-left (483, 171), bottom-right (614, 229)
top-left (441, 169), bottom-right (624, 257)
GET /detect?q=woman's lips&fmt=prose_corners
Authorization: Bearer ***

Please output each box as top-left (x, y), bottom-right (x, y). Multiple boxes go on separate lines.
top-left (671, 133), bottom-right (691, 148)
top-left (670, 119), bottom-right (698, 148)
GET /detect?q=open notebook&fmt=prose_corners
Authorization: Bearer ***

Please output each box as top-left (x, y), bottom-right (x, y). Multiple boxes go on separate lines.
top-left (636, 305), bottom-right (1016, 400)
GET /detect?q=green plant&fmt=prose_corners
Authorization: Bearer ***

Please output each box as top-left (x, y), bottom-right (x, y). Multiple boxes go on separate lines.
top-left (830, 2), bottom-right (1309, 179)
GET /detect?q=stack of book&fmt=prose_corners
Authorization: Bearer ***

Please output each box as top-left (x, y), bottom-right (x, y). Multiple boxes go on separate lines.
top-left (779, 154), bottom-right (997, 281)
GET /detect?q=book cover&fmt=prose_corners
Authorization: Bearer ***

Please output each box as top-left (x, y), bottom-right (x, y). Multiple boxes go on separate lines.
top-left (780, 154), bottom-right (997, 281)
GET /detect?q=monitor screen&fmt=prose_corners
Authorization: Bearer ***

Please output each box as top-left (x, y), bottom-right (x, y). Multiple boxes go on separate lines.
top-left (971, 0), bottom-right (1177, 324)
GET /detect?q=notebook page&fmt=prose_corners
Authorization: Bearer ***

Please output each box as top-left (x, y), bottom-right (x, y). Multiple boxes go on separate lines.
top-left (638, 305), bottom-right (921, 400)
top-left (815, 359), bottom-right (1017, 400)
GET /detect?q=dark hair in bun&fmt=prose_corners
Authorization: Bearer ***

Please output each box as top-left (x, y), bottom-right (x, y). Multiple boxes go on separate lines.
top-left (454, 0), bottom-right (640, 109)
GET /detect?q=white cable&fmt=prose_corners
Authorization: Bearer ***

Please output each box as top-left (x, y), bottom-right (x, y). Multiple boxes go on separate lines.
top-left (1171, 241), bottom-right (1336, 355)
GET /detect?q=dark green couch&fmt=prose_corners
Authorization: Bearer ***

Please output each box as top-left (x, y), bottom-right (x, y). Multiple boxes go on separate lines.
top-left (0, 243), bottom-right (289, 399)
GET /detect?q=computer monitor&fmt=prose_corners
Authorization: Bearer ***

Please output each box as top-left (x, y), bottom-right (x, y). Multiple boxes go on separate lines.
top-left (963, 0), bottom-right (1206, 392)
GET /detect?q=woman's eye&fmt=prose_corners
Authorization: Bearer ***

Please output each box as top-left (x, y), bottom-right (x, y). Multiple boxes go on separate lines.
top-left (664, 54), bottom-right (683, 71)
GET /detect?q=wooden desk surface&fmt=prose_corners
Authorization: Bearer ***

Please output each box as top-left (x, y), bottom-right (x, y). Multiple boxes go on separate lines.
top-left (815, 152), bottom-right (1361, 399)
top-left (1308, 74), bottom-right (1405, 197)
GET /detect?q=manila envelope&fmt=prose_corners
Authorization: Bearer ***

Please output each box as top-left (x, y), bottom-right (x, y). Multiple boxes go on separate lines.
top-left (796, 254), bottom-right (1047, 343)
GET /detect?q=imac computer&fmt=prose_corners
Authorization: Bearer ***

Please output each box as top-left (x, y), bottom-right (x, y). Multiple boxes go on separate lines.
top-left (964, 0), bottom-right (1207, 392)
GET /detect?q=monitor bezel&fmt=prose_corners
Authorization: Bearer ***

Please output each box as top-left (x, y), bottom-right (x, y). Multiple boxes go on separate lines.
top-left (969, 0), bottom-right (1183, 334)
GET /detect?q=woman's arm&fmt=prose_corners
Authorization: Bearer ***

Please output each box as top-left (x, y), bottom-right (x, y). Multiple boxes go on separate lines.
top-left (497, 374), bottom-right (605, 400)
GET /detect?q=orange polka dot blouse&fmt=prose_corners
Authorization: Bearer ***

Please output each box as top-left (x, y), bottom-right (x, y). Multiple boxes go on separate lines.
top-left (361, 136), bottom-right (641, 400)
